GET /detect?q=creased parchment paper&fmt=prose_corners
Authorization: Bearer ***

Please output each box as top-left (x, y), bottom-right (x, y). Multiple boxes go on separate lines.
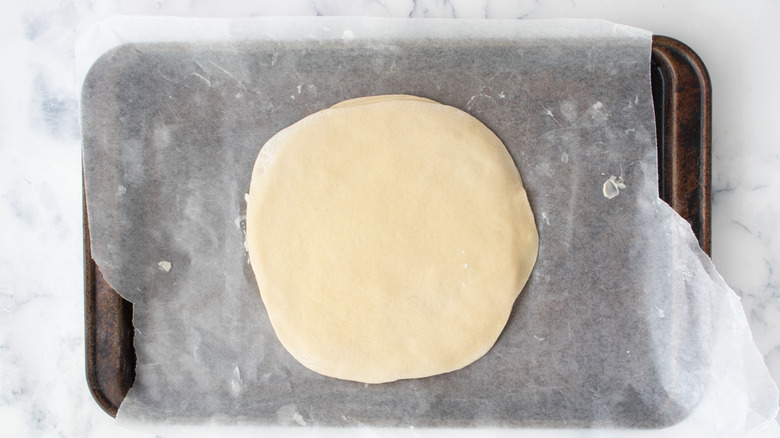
top-left (79, 17), bottom-right (778, 435)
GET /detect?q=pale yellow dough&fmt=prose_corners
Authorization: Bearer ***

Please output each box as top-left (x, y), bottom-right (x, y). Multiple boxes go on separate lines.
top-left (246, 95), bottom-right (538, 383)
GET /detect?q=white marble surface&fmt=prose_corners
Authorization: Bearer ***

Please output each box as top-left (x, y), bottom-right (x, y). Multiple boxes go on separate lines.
top-left (1, 0), bottom-right (779, 437)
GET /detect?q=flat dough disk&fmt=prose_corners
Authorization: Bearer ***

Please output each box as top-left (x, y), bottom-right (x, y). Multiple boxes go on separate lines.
top-left (246, 95), bottom-right (538, 383)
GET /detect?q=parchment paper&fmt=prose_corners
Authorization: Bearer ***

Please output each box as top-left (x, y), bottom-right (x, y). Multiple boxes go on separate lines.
top-left (79, 17), bottom-right (778, 432)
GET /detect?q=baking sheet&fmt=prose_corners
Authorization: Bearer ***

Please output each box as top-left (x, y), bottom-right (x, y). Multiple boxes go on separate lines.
top-left (79, 17), bottom-right (778, 431)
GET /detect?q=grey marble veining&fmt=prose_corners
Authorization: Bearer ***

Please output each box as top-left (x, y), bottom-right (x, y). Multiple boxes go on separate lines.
top-left (1, 1), bottom-right (779, 437)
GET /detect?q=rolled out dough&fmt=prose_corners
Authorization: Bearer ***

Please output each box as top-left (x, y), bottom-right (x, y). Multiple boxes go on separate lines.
top-left (246, 95), bottom-right (538, 383)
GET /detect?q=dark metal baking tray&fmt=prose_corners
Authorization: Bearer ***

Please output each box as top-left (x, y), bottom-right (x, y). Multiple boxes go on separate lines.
top-left (84, 35), bottom-right (712, 419)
